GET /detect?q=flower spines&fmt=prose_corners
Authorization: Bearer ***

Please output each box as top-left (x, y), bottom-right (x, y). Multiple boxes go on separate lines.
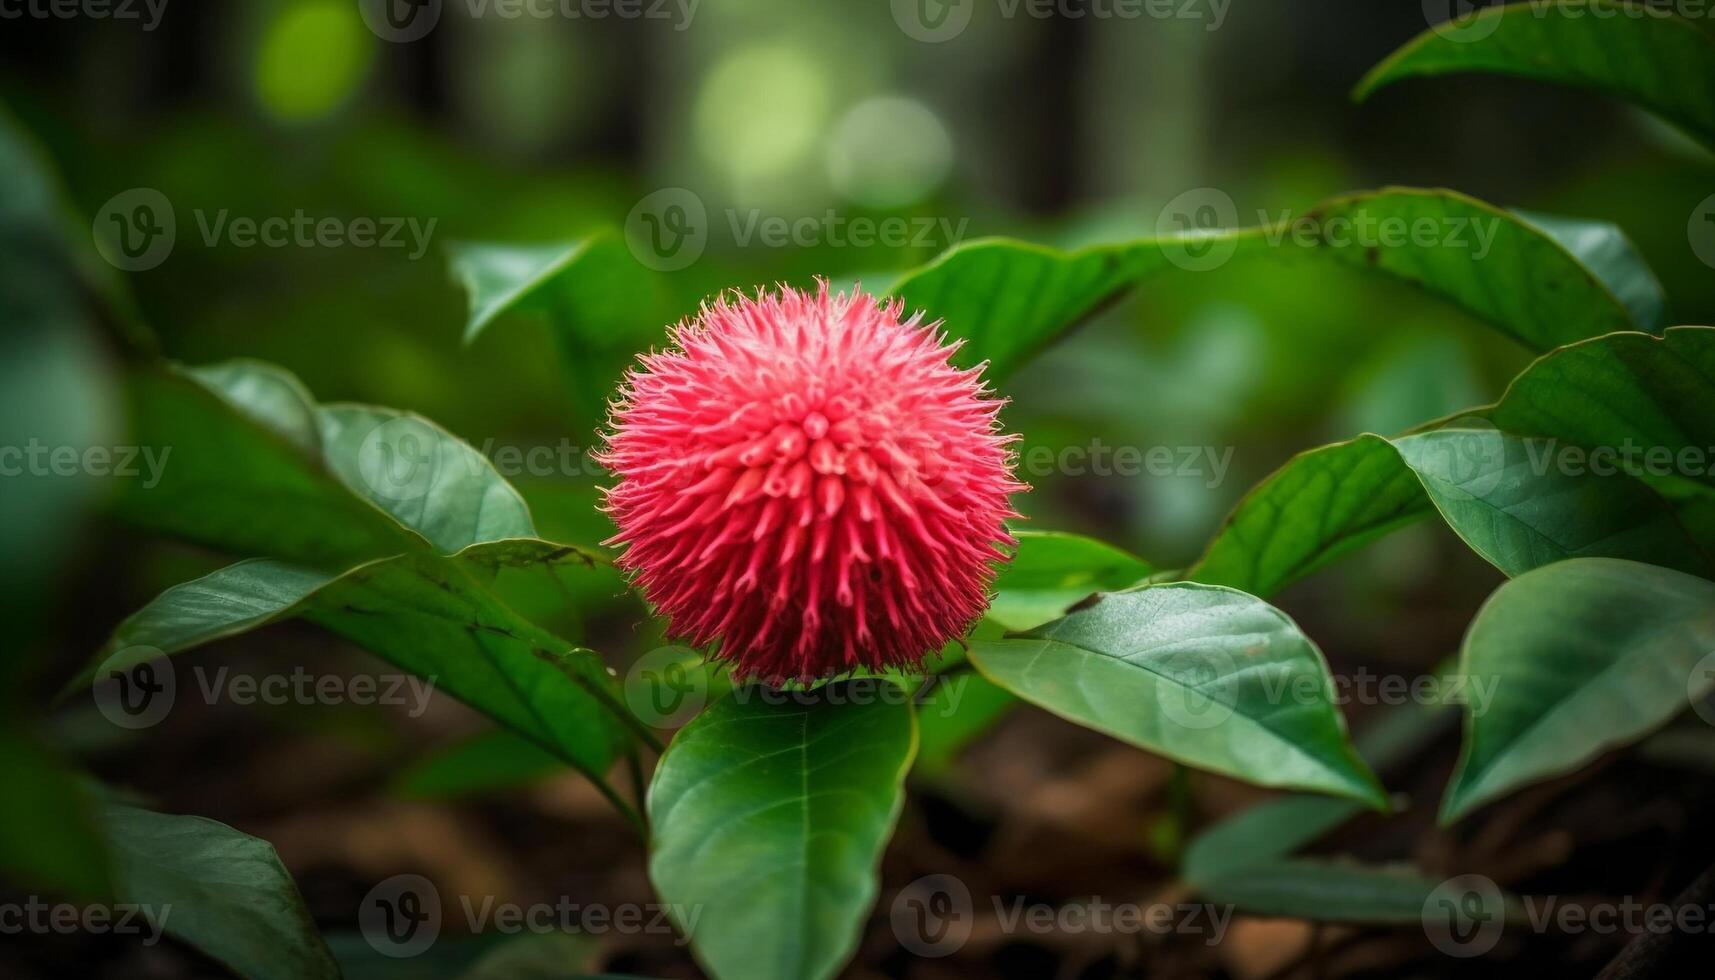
top-left (598, 283), bottom-right (1023, 683)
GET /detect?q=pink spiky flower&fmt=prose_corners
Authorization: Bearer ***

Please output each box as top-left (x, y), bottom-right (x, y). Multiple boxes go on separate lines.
top-left (598, 283), bottom-right (1024, 683)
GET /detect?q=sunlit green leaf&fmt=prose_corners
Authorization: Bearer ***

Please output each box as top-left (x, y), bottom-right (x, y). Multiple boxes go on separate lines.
top-left (988, 529), bottom-right (1154, 631)
top-left (969, 584), bottom-right (1387, 807)
top-left (648, 680), bottom-right (916, 980)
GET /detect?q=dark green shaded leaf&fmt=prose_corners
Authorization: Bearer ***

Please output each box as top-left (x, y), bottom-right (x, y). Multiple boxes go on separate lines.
top-left (1442, 558), bottom-right (1715, 823)
top-left (1355, 0), bottom-right (1715, 151)
top-left (0, 727), bottom-right (113, 899)
top-left (104, 804), bottom-right (339, 980)
top-left (78, 542), bottom-right (630, 795)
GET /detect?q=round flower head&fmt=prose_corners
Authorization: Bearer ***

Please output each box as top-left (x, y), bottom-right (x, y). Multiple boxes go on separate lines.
top-left (598, 283), bottom-right (1023, 683)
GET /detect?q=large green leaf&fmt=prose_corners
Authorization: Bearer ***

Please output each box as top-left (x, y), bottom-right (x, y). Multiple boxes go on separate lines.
top-left (1442, 558), bottom-right (1715, 823)
top-left (0, 727), bottom-right (112, 899)
top-left (969, 584), bottom-right (1387, 807)
top-left (987, 529), bottom-right (1154, 631)
top-left (77, 542), bottom-right (632, 798)
top-left (1393, 428), bottom-right (1711, 578)
top-left (648, 680), bottom-right (917, 980)
top-left (1188, 428), bottom-right (1710, 595)
top-left (1355, 0), bottom-right (1715, 151)
top-left (1486, 327), bottom-right (1715, 492)
top-left (888, 188), bottom-right (1654, 378)
top-left (117, 360), bottom-right (543, 564)
top-left (104, 803), bottom-right (339, 980)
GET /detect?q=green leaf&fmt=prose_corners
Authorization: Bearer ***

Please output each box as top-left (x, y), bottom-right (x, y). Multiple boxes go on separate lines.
top-left (104, 803), bottom-right (340, 980)
top-left (392, 728), bottom-right (565, 800)
top-left (449, 235), bottom-right (652, 346)
top-left (1442, 558), bottom-right (1715, 824)
top-left (118, 360), bottom-right (544, 563)
top-left (1510, 209), bottom-right (1666, 333)
top-left (1393, 428), bottom-right (1712, 578)
top-left (1191, 858), bottom-right (1483, 925)
top-left (1355, 0), bottom-right (1715, 151)
top-left (1486, 327), bottom-right (1715, 493)
top-left (968, 584), bottom-right (1387, 807)
top-left (78, 543), bottom-right (632, 798)
top-left (0, 727), bottom-right (113, 899)
top-left (317, 403), bottom-right (536, 554)
top-left (648, 680), bottom-right (917, 980)
top-left (113, 364), bottom-right (408, 565)
top-left (888, 189), bottom-right (1652, 378)
top-left (1188, 428), bottom-right (1711, 596)
top-left (987, 529), bottom-right (1154, 631)
top-left (1189, 435), bottom-right (1433, 597)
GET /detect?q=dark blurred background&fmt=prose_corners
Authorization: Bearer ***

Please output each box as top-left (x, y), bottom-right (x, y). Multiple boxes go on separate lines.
top-left (4, 1), bottom-right (1715, 977)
